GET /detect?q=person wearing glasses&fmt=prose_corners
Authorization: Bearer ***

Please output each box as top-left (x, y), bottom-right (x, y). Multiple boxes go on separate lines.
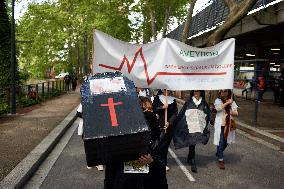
top-left (213, 89), bottom-right (238, 169)
top-left (173, 90), bottom-right (210, 173)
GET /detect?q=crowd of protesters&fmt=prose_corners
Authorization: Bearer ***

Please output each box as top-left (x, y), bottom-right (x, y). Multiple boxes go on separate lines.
top-left (77, 82), bottom-right (242, 189)
top-left (235, 71), bottom-right (284, 107)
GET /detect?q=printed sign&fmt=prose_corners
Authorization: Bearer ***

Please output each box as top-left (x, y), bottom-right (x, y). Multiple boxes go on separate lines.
top-left (89, 77), bottom-right (126, 95)
top-left (185, 109), bottom-right (206, 133)
top-left (93, 30), bottom-right (235, 90)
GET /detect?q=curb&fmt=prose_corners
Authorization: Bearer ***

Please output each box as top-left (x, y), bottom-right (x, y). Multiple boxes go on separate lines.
top-left (176, 98), bottom-right (284, 151)
top-left (0, 108), bottom-right (78, 189)
top-left (236, 120), bottom-right (284, 151)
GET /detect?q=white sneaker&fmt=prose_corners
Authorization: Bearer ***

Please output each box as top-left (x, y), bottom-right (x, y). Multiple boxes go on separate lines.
top-left (86, 166), bottom-right (93, 170)
top-left (96, 165), bottom-right (104, 171)
top-left (166, 166), bottom-right (170, 171)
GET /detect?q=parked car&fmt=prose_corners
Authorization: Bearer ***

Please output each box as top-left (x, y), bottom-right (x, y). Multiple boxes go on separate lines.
top-left (55, 72), bottom-right (69, 79)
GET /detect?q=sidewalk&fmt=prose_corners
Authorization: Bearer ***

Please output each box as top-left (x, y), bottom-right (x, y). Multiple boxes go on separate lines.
top-left (176, 97), bottom-right (284, 151)
top-left (235, 97), bottom-right (284, 137)
top-left (0, 91), bottom-right (80, 181)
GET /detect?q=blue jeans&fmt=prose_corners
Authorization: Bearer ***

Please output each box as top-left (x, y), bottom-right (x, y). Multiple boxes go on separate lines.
top-left (257, 90), bottom-right (265, 101)
top-left (217, 127), bottom-right (228, 161)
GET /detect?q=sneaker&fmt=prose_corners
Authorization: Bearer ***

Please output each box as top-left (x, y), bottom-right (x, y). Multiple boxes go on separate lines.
top-left (86, 166), bottom-right (93, 170)
top-left (166, 166), bottom-right (170, 171)
top-left (96, 165), bottom-right (104, 171)
top-left (218, 161), bottom-right (225, 170)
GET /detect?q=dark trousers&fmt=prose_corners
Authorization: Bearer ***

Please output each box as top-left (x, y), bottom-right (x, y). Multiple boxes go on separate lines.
top-left (156, 130), bottom-right (173, 166)
top-left (280, 92), bottom-right (284, 107)
top-left (104, 163), bottom-right (144, 189)
top-left (65, 82), bottom-right (70, 91)
top-left (274, 90), bottom-right (280, 103)
top-left (144, 163), bottom-right (168, 189)
top-left (257, 90), bottom-right (265, 101)
top-left (217, 127), bottom-right (228, 161)
top-left (242, 89), bottom-right (248, 100)
top-left (188, 145), bottom-right (196, 160)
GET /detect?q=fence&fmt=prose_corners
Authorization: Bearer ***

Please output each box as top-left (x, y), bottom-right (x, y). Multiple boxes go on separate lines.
top-left (0, 79), bottom-right (67, 115)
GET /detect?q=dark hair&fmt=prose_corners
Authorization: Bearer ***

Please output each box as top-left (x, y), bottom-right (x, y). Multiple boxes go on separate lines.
top-left (157, 89), bottom-right (163, 96)
top-left (190, 90), bottom-right (205, 99)
top-left (140, 97), bottom-right (153, 112)
top-left (218, 89), bottom-right (233, 100)
top-left (163, 89), bottom-right (173, 96)
top-left (218, 89), bottom-right (233, 127)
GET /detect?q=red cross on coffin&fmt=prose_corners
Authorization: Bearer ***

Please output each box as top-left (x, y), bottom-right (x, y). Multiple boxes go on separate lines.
top-left (80, 73), bottom-right (150, 166)
top-left (100, 98), bottom-right (123, 127)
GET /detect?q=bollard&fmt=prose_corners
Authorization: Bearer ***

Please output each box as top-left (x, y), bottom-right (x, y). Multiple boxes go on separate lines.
top-left (52, 81), bottom-right (54, 91)
top-left (42, 83), bottom-right (44, 99)
top-left (47, 82), bottom-right (50, 98)
top-left (35, 84), bottom-right (38, 97)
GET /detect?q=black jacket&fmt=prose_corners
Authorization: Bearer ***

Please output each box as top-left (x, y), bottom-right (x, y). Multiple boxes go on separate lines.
top-left (143, 111), bottom-right (160, 141)
top-left (104, 111), bottom-right (168, 189)
top-left (153, 96), bottom-right (178, 127)
top-left (173, 97), bottom-right (210, 149)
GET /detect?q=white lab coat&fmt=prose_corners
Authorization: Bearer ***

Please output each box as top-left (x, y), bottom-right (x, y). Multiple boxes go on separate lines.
top-left (213, 98), bottom-right (238, 145)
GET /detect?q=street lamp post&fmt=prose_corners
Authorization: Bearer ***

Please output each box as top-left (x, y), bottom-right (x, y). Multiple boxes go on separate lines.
top-left (11, 0), bottom-right (16, 114)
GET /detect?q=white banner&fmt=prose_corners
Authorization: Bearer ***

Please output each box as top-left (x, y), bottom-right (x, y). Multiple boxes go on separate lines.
top-left (93, 30), bottom-right (235, 90)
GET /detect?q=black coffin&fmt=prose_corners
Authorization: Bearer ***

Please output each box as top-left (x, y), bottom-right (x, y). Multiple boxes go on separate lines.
top-left (81, 72), bottom-right (150, 166)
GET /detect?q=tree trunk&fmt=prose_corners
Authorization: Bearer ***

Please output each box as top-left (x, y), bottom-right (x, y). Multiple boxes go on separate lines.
top-left (206, 0), bottom-right (258, 46)
top-left (181, 0), bottom-right (197, 43)
top-left (162, 6), bottom-right (171, 38)
top-left (149, 8), bottom-right (157, 41)
top-left (68, 38), bottom-right (72, 66)
top-left (204, 0), bottom-right (258, 103)
top-left (77, 41), bottom-right (80, 77)
top-left (84, 32), bottom-right (88, 75)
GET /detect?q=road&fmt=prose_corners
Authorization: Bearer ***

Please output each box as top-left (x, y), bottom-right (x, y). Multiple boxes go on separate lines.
top-left (23, 119), bottom-right (284, 189)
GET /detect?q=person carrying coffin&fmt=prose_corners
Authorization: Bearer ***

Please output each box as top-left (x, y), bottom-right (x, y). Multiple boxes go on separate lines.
top-left (173, 90), bottom-right (210, 173)
top-left (152, 89), bottom-right (178, 171)
top-left (76, 103), bottom-right (104, 171)
top-left (140, 97), bottom-right (168, 189)
top-left (104, 97), bottom-right (167, 189)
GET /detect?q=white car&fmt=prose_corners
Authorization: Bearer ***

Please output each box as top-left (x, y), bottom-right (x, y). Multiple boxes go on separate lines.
top-left (55, 72), bottom-right (69, 79)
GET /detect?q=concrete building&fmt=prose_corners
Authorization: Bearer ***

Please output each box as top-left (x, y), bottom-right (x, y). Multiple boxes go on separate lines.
top-left (168, 0), bottom-right (284, 100)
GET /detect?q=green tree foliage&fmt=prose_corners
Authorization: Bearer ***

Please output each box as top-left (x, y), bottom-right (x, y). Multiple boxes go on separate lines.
top-left (131, 0), bottom-right (188, 43)
top-left (0, 0), bottom-right (11, 88)
top-left (17, 0), bottom-right (134, 79)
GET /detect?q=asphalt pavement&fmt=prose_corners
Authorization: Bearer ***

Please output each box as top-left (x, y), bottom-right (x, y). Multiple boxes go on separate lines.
top-left (23, 118), bottom-right (284, 189)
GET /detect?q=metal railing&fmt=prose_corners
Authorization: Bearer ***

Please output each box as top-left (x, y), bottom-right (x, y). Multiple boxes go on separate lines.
top-left (0, 79), bottom-right (67, 115)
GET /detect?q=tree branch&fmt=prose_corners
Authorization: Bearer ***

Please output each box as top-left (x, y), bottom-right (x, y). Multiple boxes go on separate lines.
top-left (162, 5), bottom-right (171, 38)
top-left (206, 0), bottom-right (258, 46)
top-left (181, 0), bottom-right (197, 43)
top-left (223, 0), bottom-right (236, 12)
top-left (149, 8), bottom-right (157, 41)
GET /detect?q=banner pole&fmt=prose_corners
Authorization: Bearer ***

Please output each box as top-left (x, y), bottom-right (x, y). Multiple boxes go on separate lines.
top-left (229, 89), bottom-right (233, 133)
top-left (91, 29), bottom-right (95, 75)
top-left (164, 89), bottom-right (168, 133)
